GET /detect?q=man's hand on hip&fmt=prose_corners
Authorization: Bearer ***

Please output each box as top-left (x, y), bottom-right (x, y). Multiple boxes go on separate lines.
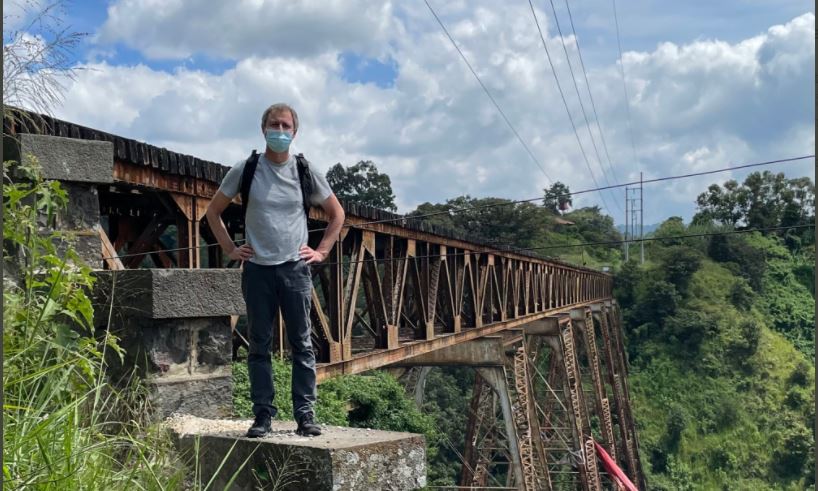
top-left (229, 244), bottom-right (254, 261)
top-left (299, 245), bottom-right (326, 264)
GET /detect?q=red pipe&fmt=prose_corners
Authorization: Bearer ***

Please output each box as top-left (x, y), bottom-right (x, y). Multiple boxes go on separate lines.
top-left (593, 440), bottom-right (638, 491)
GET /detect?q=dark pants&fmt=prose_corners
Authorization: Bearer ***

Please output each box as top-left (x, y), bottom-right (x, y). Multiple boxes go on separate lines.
top-left (242, 259), bottom-right (316, 421)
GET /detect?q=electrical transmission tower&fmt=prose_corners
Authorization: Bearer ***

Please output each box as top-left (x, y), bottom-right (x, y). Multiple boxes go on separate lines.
top-left (623, 173), bottom-right (644, 263)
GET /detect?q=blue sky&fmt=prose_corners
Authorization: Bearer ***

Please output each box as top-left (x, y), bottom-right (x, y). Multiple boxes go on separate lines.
top-left (4, 0), bottom-right (814, 224)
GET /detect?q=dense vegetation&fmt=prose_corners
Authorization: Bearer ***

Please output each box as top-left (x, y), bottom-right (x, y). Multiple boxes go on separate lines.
top-left (617, 197), bottom-right (815, 488)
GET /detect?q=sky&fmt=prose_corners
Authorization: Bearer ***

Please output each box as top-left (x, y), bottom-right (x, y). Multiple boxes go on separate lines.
top-left (3, 0), bottom-right (815, 225)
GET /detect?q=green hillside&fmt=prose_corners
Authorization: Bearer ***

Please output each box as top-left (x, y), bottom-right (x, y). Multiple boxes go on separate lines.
top-left (617, 224), bottom-right (815, 489)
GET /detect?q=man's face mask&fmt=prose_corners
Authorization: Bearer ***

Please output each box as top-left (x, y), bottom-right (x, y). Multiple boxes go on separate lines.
top-left (265, 128), bottom-right (293, 152)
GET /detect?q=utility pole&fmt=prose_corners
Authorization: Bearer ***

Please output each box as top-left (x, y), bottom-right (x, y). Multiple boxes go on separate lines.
top-left (624, 179), bottom-right (644, 264)
top-left (623, 187), bottom-right (629, 261)
top-left (640, 172), bottom-right (644, 264)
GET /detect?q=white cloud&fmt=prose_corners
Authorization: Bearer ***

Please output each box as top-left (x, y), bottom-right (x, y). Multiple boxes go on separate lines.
top-left (2, 0), bottom-right (46, 33)
top-left (47, 6), bottom-right (815, 224)
top-left (96, 0), bottom-right (396, 60)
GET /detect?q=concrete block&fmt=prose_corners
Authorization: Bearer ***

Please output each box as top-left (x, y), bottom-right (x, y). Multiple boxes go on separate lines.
top-left (53, 233), bottom-right (103, 269)
top-left (102, 314), bottom-right (230, 368)
top-left (57, 182), bottom-right (101, 230)
top-left (125, 318), bottom-right (232, 377)
top-left (93, 269), bottom-right (245, 320)
top-left (91, 271), bottom-right (239, 420)
top-left (99, 315), bottom-right (234, 420)
top-left (166, 415), bottom-right (426, 490)
top-left (18, 134), bottom-right (114, 183)
top-left (151, 374), bottom-right (233, 419)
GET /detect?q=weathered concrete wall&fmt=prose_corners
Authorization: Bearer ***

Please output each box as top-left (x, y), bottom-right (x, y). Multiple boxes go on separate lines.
top-left (16, 134), bottom-right (114, 183)
top-left (167, 415), bottom-right (427, 490)
top-left (93, 269), bottom-right (244, 419)
top-left (94, 269), bottom-right (245, 319)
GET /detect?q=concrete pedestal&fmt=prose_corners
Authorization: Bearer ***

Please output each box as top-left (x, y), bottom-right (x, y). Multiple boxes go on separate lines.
top-left (166, 415), bottom-right (426, 490)
top-left (93, 269), bottom-right (245, 419)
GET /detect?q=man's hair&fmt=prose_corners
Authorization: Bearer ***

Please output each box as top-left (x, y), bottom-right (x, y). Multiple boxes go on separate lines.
top-left (261, 103), bottom-right (299, 132)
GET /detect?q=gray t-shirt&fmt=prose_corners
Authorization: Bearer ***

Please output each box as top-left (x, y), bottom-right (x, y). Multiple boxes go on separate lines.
top-left (218, 153), bottom-right (333, 265)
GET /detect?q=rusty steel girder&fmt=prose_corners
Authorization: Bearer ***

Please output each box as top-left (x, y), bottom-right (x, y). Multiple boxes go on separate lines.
top-left (308, 223), bottom-right (611, 380)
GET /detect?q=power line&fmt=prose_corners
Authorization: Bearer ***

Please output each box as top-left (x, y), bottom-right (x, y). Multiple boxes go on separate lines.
top-left (611, 0), bottom-right (638, 165)
top-left (97, 153), bottom-right (814, 261)
top-left (562, 0), bottom-right (620, 187)
top-left (544, 0), bottom-right (622, 212)
top-left (423, 0), bottom-right (553, 183)
top-left (527, 0), bottom-right (614, 216)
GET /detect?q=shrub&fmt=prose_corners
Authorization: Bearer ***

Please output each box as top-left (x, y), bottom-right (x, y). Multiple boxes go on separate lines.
top-left (707, 235), bottom-right (768, 291)
top-left (614, 259), bottom-right (642, 309)
top-left (788, 360), bottom-right (813, 387)
top-left (660, 246), bottom-right (703, 295)
top-left (772, 421), bottom-right (812, 478)
top-left (664, 405), bottom-right (687, 452)
top-left (635, 280), bottom-right (681, 327)
top-left (709, 447), bottom-right (738, 471)
top-left (729, 280), bottom-right (756, 312)
top-left (728, 319), bottom-right (761, 358)
top-left (784, 387), bottom-right (810, 411)
top-left (663, 309), bottom-right (712, 355)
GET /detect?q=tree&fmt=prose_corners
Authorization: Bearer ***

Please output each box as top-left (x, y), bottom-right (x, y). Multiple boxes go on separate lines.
top-left (659, 245), bottom-right (703, 295)
top-left (543, 181), bottom-right (572, 214)
top-left (326, 160), bottom-right (397, 211)
top-left (664, 309), bottom-right (712, 355)
top-left (693, 180), bottom-right (747, 227)
top-left (562, 206), bottom-right (621, 244)
top-left (409, 195), bottom-right (549, 248)
top-left (408, 201), bottom-right (464, 236)
top-left (693, 172), bottom-right (815, 230)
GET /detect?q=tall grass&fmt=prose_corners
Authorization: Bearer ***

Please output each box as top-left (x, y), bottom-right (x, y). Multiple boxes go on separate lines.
top-left (2, 157), bottom-right (187, 490)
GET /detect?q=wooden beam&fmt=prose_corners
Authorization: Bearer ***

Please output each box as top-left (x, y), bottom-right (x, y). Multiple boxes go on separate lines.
top-left (96, 225), bottom-right (124, 270)
top-left (123, 216), bottom-right (172, 268)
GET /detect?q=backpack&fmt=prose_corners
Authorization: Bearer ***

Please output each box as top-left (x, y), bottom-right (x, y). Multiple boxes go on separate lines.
top-left (240, 150), bottom-right (314, 226)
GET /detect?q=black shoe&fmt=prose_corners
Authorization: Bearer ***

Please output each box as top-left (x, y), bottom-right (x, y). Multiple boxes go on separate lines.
top-left (246, 411), bottom-right (272, 438)
top-left (296, 414), bottom-right (322, 437)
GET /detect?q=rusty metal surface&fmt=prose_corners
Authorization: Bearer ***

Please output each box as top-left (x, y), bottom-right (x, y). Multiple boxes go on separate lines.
top-left (316, 301), bottom-right (605, 382)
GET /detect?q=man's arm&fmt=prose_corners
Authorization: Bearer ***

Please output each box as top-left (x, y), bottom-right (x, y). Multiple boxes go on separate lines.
top-left (205, 191), bottom-right (254, 261)
top-left (299, 194), bottom-right (345, 264)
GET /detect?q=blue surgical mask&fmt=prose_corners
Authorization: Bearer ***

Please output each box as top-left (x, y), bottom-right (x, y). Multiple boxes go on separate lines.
top-left (265, 129), bottom-right (292, 152)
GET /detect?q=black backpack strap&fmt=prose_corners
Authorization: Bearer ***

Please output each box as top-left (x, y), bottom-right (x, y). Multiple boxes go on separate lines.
top-left (240, 150), bottom-right (261, 226)
top-left (295, 153), bottom-right (314, 218)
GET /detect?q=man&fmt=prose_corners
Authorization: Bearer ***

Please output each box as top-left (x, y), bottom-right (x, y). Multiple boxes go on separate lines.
top-left (206, 103), bottom-right (345, 438)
